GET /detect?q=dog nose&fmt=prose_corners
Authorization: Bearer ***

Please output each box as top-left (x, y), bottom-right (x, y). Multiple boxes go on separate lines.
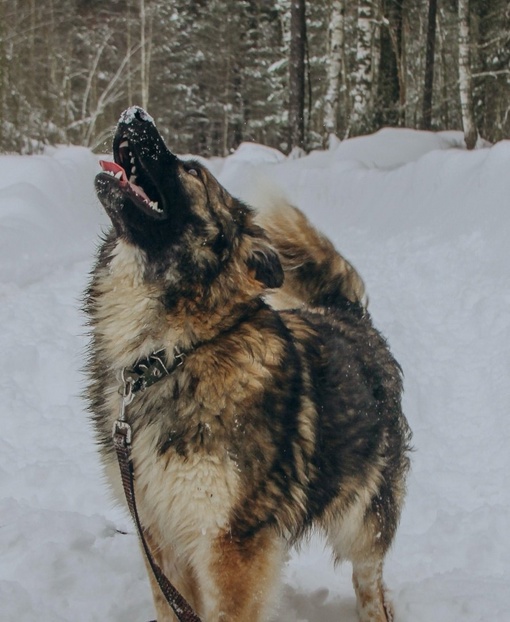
top-left (119, 106), bottom-right (155, 126)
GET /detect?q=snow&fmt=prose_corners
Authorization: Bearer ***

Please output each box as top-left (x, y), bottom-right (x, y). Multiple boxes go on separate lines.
top-left (119, 106), bottom-right (155, 126)
top-left (1, 129), bottom-right (509, 621)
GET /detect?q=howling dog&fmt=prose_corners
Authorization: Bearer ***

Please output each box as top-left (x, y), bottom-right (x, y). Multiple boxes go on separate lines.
top-left (85, 106), bottom-right (411, 622)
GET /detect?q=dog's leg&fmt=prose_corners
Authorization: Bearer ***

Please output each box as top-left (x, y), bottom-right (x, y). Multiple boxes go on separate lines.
top-left (195, 528), bottom-right (285, 622)
top-left (326, 491), bottom-right (398, 622)
top-left (145, 560), bottom-right (179, 622)
top-left (141, 535), bottom-right (201, 622)
top-left (352, 558), bottom-right (393, 622)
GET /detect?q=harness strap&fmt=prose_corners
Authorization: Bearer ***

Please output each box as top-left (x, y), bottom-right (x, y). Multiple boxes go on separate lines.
top-left (112, 349), bottom-right (202, 622)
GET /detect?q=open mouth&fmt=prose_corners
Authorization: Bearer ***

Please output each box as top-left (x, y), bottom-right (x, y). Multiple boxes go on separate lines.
top-left (99, 136), bottom-right (165, 219)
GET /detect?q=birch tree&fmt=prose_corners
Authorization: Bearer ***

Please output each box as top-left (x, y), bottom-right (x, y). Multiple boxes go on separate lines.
top-left (458, 0), bottom-right (477, 149)
top-left (323, 0), bottom-right (344, 147)
top-left (349, 0), bottom-right (376, 136)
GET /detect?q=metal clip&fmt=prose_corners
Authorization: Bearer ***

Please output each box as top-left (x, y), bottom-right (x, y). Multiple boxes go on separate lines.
top-left (120, 368), bottom-right (136, 416)
top-left (112, 368), bottom-right (136, 444)
top-left (113, 419), bottom-right (132, 446)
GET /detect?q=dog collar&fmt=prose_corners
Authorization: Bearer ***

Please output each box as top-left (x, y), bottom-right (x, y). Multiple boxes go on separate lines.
top-left (122, 348), bottom-right (186, 396)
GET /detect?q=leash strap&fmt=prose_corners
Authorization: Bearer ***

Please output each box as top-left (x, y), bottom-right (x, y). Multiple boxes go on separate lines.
top-left (112, 355), bottom-right (202, 622)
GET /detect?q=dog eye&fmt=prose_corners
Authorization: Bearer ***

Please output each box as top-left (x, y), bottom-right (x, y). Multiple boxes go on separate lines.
top-left (186, 167), bottom-right (199, 177)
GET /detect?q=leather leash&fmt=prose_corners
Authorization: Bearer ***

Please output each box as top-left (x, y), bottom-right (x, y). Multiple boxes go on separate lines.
top-left (112, 349), bottom-right (202, 622)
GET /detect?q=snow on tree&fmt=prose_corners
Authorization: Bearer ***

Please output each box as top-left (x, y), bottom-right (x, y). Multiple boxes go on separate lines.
top-left (349, 0), bottom-right (377, 136)
top-left (458, 0), bottom-right (478, 149)
top-left (323, 0), bottom-right (344, 146)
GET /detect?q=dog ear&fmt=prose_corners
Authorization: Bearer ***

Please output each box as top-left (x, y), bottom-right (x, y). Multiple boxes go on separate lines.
top-left (247, 242), bottom-right (284, 289)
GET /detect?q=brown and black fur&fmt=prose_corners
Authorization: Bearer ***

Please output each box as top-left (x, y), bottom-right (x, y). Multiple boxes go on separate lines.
top-left (84, 107), bottom-right (411, 622)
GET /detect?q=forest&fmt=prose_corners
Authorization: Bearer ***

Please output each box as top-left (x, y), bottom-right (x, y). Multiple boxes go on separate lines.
top-left (1, 0), bottom-right (509, 156)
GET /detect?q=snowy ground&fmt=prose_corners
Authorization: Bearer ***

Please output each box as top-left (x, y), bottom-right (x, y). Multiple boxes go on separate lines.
top-left (0, 129), bottom-right (509, 621)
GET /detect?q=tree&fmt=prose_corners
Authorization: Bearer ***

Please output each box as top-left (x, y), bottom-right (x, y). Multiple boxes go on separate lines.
top-left (323, 0), bottom-right (344, 146)
top-left (422, 0), bottom-right (437, 129)
top-left (288, 0), bottom-right (306, 151)
top-left (349, 0), bottom-right (376, 136)
top-left (458, 0), bottom-right (477, 149)
top-left (139, 0), bottom-right (153, 111)
top-left (377, 0), bottom-right (405, 128)
top-left (1, 0), bottom-right (510, 154)
top-left (472, 0), bottom-right (510, 143)
top-left (0, 1), bottom-right (5, 147)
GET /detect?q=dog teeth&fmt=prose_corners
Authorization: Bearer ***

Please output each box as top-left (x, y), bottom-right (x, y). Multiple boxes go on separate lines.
top-left (129, 175), bottom-right (137, 183)
top-left (149, 201), bottom-right (162, 213)
top-left (131, 166), bottom-right (137, 174)
top-left (114, 171), bottom-right (123, 180)
top-left (119, 140), bottom-right (129, 148)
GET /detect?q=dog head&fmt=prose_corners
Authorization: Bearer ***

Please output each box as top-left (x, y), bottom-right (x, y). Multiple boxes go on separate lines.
top-left (95, 107), bottom-right (283, 312)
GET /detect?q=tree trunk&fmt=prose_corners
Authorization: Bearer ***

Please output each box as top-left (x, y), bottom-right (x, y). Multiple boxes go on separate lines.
top-left (371, 5), bottom-right (381, 109)
top-left (349, 0), bottom-right (376, 136)
top-left (458, 0), bottom-right (477, 149)
top-left (288, 0), bottom-right (306, 152)
top-left (384, 0), bottom-right (406, 125)
top-left (140, 0), bottom-right (153, 110)
top-left (422, 0), bottom-right (437, 130)
top-left (127, 0), bottom-right (133, 107)
top-left (323, 0), bottom-right (344, 147)
top-left (0, 0), bottom-right (5, 145)
top-left (437, 11), bottom-right (450, 129)
top-left (378, 17), bottom-right (396, 125)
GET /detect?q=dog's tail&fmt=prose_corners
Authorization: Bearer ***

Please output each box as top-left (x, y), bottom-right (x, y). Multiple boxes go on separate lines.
top-left (257, 201), bottom-right (367, 316)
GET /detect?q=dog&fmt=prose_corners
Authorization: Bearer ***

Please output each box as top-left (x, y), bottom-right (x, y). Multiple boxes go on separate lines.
top-left (85, 106), bottom-right (411, 622)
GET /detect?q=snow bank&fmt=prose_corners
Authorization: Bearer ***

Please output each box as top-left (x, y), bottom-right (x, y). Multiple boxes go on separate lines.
top-left (1, 130), bottom-right (509, 621)
top-left (0, 147), bottom-right (107, 284)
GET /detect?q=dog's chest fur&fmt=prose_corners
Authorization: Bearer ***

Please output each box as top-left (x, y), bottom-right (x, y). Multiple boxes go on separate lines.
top-left (131, 421), bottom-right (240, 549)
top-left (88, 241), bottom-right (279, 541)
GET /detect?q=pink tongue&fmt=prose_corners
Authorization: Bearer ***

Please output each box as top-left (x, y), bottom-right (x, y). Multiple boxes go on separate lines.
top-left (99, 159), bottom-right (151, 203)
top-left (99, 159), bottom-right (127, 181)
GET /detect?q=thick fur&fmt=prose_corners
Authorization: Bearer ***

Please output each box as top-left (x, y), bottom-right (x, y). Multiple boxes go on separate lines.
top-left (85, 107), bottom-right (411, 622)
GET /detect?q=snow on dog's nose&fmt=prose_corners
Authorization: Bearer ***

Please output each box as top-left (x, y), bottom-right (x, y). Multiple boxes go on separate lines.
top-left (119, 106), bottom-right (155, 126)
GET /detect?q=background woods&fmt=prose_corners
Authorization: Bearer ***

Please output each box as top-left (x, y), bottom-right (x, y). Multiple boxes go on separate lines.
top-left (0, 0), bottom-right (509, 155)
